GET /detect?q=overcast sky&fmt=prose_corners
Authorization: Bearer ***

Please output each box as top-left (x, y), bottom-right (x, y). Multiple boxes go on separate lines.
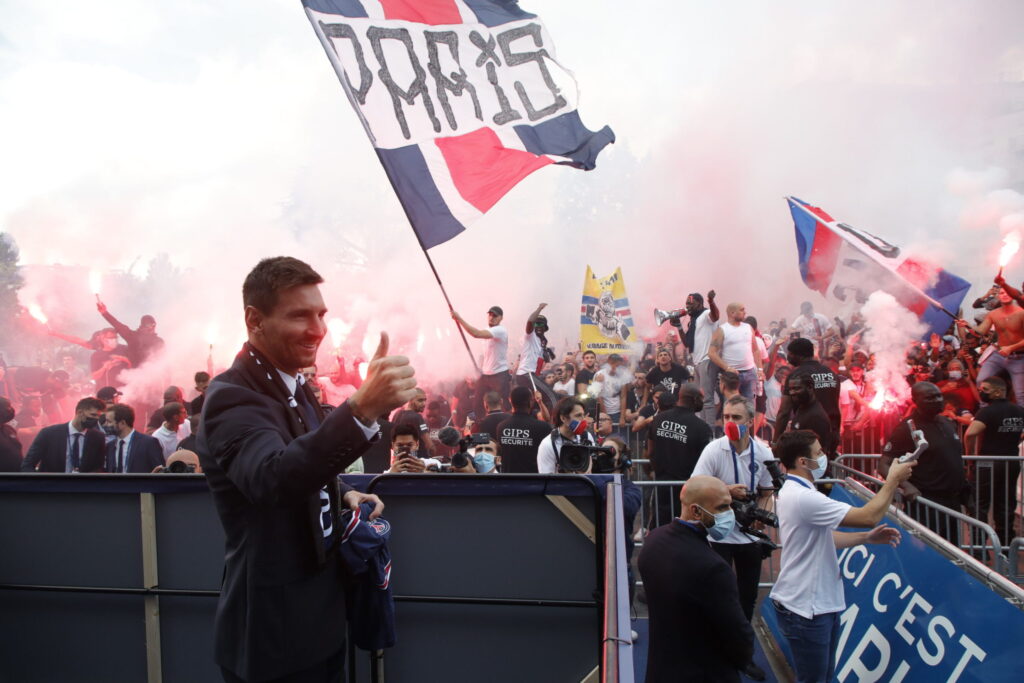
top-left (2, 1), bottom-right (1023, 373)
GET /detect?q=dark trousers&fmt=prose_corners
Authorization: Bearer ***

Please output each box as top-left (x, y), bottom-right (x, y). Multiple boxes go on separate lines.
top-left (476, 371), bottom-right (511, 417)
top-left (711, 541), bottom-right (762, 621)
top-left (221, 647), bottom-right (345, 683)
top-left (974, 459), bottom-right (1021, 545)
top-left (906, 492), bottom-right (962, 546)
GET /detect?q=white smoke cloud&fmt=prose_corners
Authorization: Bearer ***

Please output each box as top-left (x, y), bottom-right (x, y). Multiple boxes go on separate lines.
top-left (1, 0), bottom-right (1022, 394)
top-left (860, 291), bottom-right (926, 409)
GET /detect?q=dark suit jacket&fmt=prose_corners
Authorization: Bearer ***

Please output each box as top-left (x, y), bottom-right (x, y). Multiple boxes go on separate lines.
top-left (638, 521), bottom-right (754, 682)
top-left (105, 431), bottom-right (165, 473)
top-left (21, 423), bottom-right (105, 472)
top-left (197, 355), bottom-right (372, 681)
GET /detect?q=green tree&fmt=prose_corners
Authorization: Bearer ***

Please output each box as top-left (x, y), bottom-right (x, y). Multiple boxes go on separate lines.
top-left (0, 233), bottom-right (25, 349)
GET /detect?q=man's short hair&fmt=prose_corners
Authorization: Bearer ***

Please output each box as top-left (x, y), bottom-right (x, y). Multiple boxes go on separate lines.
top-left (981, 376), bottom-right (1007, 394)
top-left (553, 396), bottom-right (585, 427)
top-left (510, 386), bottom-right (533, 411)
top-left (108, 403), bottom-right (136, 428)
top-left (724, 395), bottom-right (755, 421)
top-left (391, 421), bottom-right (423, 446)
top-left (582, 350), bottom-right (596, 358)
top-left (656, 390), bottom-right (676, 411)
top-left (194, 371), bottom-right (211, 384)
top-left (76, 397), bottom-right (105, 413)
top-left (775, 430), bottom-right (819, 469)
top-left (242, 257), bottom-right (324, 314)
top-left (788, 337), bottom-right (814, 359)
top-left (719, 371), bottom-right (740, 391)
top-left (163, 386), bottom-right (183, 402)
top-left (484, 391), bottom-right (502, 409)
top-left (162, 402), bottom-right (185, 422)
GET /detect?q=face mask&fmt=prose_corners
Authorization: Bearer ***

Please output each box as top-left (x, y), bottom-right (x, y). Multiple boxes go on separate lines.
top-left (472, 451), bottom-right (496, 473)
top-left (947, 370), bottom-right (962, 380)
top-left (979, 390), bottom-right (992, 403)
top-left (102, 424), bottom-right (117, 436)
top-left (82, 417), bottom-right (99, 430)
top-left (567, 418), bottom-right (589, 436)
top-left (724, 421), bottom-right (748, 441)
top-left (917, 400), bottom-right (944, 418)
top-left (700, 507), bottom-right (736, 541)
top-left (807, 454), bottom-right (828, 479)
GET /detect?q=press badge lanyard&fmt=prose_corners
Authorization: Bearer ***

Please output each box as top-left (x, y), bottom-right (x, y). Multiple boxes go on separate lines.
top-left (788, 475), bottom-right (813, 490)
top-left (729, 439), bottom-right (758, 492)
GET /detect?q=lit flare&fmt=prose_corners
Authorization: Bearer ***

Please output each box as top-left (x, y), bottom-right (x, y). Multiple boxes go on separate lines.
top-left (27, 303), bottom-right (48, 325)
top-left (89, 270), bottom-right (102, 296)
top-left (999, 231), bottom-right (1021, 268)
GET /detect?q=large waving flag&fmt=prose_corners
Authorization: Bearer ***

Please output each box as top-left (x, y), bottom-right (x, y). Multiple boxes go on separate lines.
top-left (787, 196), bottom-right (971, 338)
top-left (580, 266), bottom-right (636, 354)
top-left (303, 0), bottom-right (615, 249)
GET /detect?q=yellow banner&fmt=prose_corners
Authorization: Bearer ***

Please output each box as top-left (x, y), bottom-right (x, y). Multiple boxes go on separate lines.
top-left (580, 266), bottom-right (636, 354)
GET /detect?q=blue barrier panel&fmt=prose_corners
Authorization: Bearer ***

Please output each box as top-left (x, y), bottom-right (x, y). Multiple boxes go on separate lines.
top-left (762, 485), bottom-right (1024, 682)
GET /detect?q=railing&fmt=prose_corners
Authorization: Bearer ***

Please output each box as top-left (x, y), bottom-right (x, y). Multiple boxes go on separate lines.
top-left (602, 479), bottom-right (634, 683)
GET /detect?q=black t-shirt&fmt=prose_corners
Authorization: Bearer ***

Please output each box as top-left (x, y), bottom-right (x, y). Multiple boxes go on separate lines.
top-left (786, 361), bottom-right (840, 428)
top-left (639, 403), bottom-right (658, 420)
top-left (974, 400), bottom-right (1024, 455)
top-left (576, 368), bottom-right (596, 389)
top-left (496, 412), bottom-right (552, 473)
top-left (646, 407), bottom-right (712, 481)
top-left (884, 415), bottom-right (964, 495)
top-left (625, 386), bottom-right (646, 413)
top-left (474, 410), bottom-right (511, 440)
top-left (789, 401), bottom-right (835, 455)
top-left (645, 364), bottom-right (692, 399)
top-left (90, 346), bottom-right (131, 387)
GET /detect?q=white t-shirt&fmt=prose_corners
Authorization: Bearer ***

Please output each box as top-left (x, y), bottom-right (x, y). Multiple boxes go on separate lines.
top-left (691, 435), bottom-right (773, 544)
top-left (691, 309), bottom-right (720, 364)
top-left (482, 325), bottom-right (509, 375)
top-left (517, 331), bottom-right (543, 376)
top-left (552, 379), bottom-right (575, 395)
top-left (152, 421), bottom-right (191, 459)
top-left (597, 364), bottom-right (629, 414)
top-left (765, 378), bottom-right (783, 422)
top-left (792, 313), bottom-right (833, 339)
top-left (770, 475), bottom-right (852, 619)
top-left (720, 322), bottom-right (756, 371)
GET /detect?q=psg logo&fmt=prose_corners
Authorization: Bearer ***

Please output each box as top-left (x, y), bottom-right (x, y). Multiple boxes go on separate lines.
top-left (368, 518), bottom-right (391, 537)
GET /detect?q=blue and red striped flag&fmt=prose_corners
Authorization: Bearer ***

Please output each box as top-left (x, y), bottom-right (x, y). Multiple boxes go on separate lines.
top-left (786, 196), bottom-right (971, 338)
top-left (303, 0), bottom-right (615, 249)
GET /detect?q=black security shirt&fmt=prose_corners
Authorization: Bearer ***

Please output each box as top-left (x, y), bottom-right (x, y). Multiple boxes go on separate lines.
top-left (786, 361), bottom-right (840, 428)
top-left (647, 407), bottom-right (712, 481)
top-left (496, 412), bottom-right (551, 473)
top-left (884, 415), bottom-right (964, 495)
top-left (974, 400), bottom-right (1024, 456)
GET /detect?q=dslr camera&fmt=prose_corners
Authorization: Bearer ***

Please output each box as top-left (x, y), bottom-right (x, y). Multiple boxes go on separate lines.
top-left (732, 458), bottom-right (786, 558)
top-left (558, 443), bottom-right (631, 474)
top-left (159, 460), bottom-right (197, 474)
top-left (435, 428), bottom-right (493, 472)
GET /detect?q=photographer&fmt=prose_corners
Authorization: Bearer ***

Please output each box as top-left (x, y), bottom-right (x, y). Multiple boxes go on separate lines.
top-left (691, 395), bottom-right (774, 681)
top-left (771, 430), bottom-right (914, 683)
top-left (385, 421), bottom-right (438, 474)
top-left (537, 397), bottom-right (597, 474)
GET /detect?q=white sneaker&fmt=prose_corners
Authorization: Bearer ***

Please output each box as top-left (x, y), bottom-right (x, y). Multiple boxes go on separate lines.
top-left (631, 629), bottom-right (639, 642)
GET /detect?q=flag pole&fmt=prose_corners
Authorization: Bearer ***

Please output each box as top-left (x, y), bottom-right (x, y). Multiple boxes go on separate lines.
top-left (787, 197), bottom-right (960, 320)
top-left (417, 246), bottom-right (481, 374)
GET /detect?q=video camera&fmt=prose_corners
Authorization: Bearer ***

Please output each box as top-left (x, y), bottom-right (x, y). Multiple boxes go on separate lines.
top-left (733, 458), bottom-right (786, 559)
top-left (437, 427), bottom-right (493, 472)
top-left (558, 442), bottom-right (632, 474)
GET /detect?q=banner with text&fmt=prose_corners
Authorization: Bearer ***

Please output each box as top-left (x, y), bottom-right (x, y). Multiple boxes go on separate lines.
top-left (580, 266), bottom-right (636, 355)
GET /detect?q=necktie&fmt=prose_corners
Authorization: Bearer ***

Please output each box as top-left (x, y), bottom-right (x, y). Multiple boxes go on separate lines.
top-left (71, 433), bottom-right (82, 471)
top-left (294, 384), bottom-right (321, 430)
top-left (117, 440), bottom-right (125, 473)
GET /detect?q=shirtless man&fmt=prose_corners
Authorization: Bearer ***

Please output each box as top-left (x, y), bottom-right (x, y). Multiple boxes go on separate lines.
top-left (957, 285), bottom-right (1024, 404)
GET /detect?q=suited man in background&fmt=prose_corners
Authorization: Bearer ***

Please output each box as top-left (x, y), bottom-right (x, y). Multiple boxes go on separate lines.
top-left (638, 475), bottom-right (754, 682)
top-left (198, 257), bottom-right (416, 683)
top-left (104, 404), bottom-right (165, 473)
top-left (21, 397), bottom-right (106, 472)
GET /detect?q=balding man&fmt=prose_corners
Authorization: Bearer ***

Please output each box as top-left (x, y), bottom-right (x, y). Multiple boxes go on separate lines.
top-left (708, 303), bottom-right (763, 402)
top-left (638, 475), bottom-right (754, 682)
top-left (155, 449), bottom-right (203, 474)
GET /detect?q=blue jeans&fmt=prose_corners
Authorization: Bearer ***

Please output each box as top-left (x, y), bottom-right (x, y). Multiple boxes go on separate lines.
top-left (773, 601), bottom-right (839, 683)
top-left (738, 368), bottom-right (758, 402)
top-left (977, 351), bottom-right (1024, 404)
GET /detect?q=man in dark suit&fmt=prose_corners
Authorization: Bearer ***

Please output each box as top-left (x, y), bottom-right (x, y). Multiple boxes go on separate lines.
top-left (198, 257), bottom-right (416, 683)
top-left (104, 403), bottom-right (165, 473)
top-left (638, 475), bottom-right (754, 682)
top-left (21, 397), bottom-right (106, 472)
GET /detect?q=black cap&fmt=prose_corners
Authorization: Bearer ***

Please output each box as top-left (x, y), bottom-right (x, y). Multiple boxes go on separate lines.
top-left (140, 315), bottom-right (156, 326)
top-left (487, 306), bottom-right (503, 316)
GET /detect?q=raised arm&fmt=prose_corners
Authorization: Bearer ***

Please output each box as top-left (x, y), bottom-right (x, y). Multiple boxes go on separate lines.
top-left (707, 289), bottom-right (719, 322)
top-left (526, 302), bottom-right (547, 332)
top-left (451, 311), bottom-right (492, 339)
